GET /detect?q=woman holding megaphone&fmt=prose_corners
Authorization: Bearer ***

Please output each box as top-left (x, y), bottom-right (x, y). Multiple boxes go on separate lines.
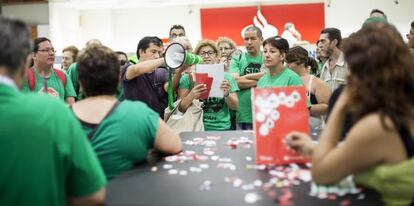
top-left (177, 40), bottom-right (239, 131)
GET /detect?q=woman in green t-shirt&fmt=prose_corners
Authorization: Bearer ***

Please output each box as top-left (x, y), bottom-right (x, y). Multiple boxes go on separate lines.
top-left (71, 45), bottom-right (182, 180)
top-left (178, 39), bottom-right (239, 131)
top-left (257, 36), bottom-right (304, 88)
top-left (285, 24), bottom-right (414, 206)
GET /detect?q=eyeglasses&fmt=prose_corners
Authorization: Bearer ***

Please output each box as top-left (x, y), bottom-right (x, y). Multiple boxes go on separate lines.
top-left (199, 51), bottom-right (216, 57)
top-left (38, 48), bottom-right (56, 53)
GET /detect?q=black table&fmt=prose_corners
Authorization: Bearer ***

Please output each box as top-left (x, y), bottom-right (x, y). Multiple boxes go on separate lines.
top-left (106, 131), bottom-right (383, 206)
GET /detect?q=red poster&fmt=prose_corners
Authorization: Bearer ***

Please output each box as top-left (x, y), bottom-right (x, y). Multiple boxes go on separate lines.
top-left (201, 3), bottom-right (324, 45)
top-left (253, 86), bottom-right (310, 165)
top-left (195, 73), bottom-right (213, 99)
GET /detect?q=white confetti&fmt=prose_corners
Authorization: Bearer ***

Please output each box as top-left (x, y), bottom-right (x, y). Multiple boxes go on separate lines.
top-left (163, 164), bottom-right (173, 169)
top-left (244, 192), bottom-right (261, 203)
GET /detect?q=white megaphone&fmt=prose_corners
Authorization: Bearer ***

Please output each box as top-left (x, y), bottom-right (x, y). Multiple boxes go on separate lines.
top-left (164, 43), bottom-right (202, 70)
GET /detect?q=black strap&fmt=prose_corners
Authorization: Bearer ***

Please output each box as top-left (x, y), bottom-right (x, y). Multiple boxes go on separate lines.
top-left (398, 125), bottom-right (414, 158)
top-left (389, 114), bottom-right (414, 158)
top-left (86, 101), bottom-right (120, 140)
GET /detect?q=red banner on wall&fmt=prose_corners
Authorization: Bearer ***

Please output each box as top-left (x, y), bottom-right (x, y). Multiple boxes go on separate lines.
top-left (201, 3), bottom-right (325, 45)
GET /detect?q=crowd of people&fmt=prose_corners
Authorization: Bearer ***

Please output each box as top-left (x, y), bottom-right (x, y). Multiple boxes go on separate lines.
top-left (1, 7), bottom-right (414, 205)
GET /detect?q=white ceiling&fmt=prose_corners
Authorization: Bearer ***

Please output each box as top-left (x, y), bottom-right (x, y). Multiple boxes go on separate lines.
top-left (49, 0), bottom-right (324, 9)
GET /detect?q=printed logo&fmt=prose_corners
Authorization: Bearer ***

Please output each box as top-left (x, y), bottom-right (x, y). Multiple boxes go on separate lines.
top-left (241, 9), bottom-right (278, 39)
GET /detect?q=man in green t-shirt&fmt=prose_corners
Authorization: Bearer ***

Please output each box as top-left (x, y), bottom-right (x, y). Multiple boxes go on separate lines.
top-left (22, 37), bottom-right (76, 104)
top-left (0, 17), bottom-right (106, 206)
top-left (229, 26), bottom-right (264, 130)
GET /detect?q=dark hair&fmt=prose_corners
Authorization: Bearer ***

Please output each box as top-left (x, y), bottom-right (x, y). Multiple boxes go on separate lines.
top-left (262, 36), bottom-right (289, 54)
top-left (343, 24), bottom-right (414, 129)
top-left (62, 45), bottom-right (79, 62)
top-left (411, 21), bottom-right (414, 28)
top-left (33, 37), bottom-right (51, 53)
top-left (245, 26), bottom-right (263, 39)
top-left (286, 46), bottom-right (318, 74)
top-left (77, 45), bottom-right (119, 97)
top-left (136, 36), bottom-right (162, 59)
top-left (370, 9), bottom-right (387, 19)
top-left (321, 28), bottom-right (342, 47)
top-left (169, 24), bottom-right (185, 36)
top-left (0, 17), bottom-right (32, 73)
top-left (115, 51), bottom-right (128, 65)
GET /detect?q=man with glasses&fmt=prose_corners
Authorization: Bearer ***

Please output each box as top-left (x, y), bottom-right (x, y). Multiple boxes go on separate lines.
top-left (229, 26), bottom-right (264, 130)
top-left (318, 28), bottom-right (349, 92)
top-left (23, 37), bottom-right (76, 104)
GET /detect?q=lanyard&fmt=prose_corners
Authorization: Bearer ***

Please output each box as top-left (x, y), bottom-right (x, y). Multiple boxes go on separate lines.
top-left (0, 75), bottom-right (18, 91)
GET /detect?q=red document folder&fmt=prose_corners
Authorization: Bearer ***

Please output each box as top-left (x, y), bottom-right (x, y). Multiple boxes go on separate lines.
top-left (195, 73), bottom-right (213, 99)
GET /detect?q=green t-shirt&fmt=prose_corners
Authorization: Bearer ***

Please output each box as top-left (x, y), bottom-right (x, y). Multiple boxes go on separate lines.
top-left (67, 63), bottom-right (83, 100)
top-left (257, 67), bottom-right (304, 88)
top-left (229, 52), bottom-right (264, 123)
top-left (355, 158), bottom-right (414, 206)
top-left (81, 101), bottom-right (158, 180)
top-left (179, 73), bottom-right (239, 130)
top-left (0, 84), bottom-right (106, 206)
top-left (23, 68), bottom-right (76, 100)
top-left (257, 68), bottom-right (311, 108)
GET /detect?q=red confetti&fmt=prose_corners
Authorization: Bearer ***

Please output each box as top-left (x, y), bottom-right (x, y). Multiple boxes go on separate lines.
top-left (340, 199), bottom-right (351, 206)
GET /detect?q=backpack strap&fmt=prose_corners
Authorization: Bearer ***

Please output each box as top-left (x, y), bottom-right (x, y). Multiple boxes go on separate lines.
top-left (53, 68), bottom-right (67, 88)
top-left (26, 68), bottom-right (36, 91)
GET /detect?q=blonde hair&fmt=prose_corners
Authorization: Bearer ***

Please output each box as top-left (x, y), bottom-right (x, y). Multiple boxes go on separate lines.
top-left (216, 37), bottom-right (237, 50)
top-left (193, 39), bottom-right (220, 57)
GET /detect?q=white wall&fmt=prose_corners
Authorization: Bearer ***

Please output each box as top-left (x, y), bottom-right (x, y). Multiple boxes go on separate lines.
top-left (2, 3), bottom-right (49, 25)
top-left (325, 0), bottom-right (413, 38)
top-left (46, 0), bottom-right (414, 55)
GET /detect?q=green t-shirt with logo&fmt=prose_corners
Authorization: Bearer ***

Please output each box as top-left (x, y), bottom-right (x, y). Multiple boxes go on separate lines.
top-left (0, 84), bottom-right (106, 206)
top-left (229, 52), bottom-right (264, 123)
top-left (179, 72), bottom-right (239, 130)
top-left (23, 68), bottom-right (76, 100)
top-left (80, 100), bottom-right (158, 180)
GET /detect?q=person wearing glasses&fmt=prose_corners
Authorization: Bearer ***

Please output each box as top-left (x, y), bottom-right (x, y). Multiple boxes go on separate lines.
top-left (23, 37), bottom-right (76, 105)
top-left (178, 39), bottom-right (239, 131)
top-left (216, 36), bottom-right (241, 71)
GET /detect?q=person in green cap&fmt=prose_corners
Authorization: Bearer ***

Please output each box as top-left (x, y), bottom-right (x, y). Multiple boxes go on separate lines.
top-left (0, 16), bottom-right (106, 206)
top-left (286, 24), bottom-right (414, 206)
